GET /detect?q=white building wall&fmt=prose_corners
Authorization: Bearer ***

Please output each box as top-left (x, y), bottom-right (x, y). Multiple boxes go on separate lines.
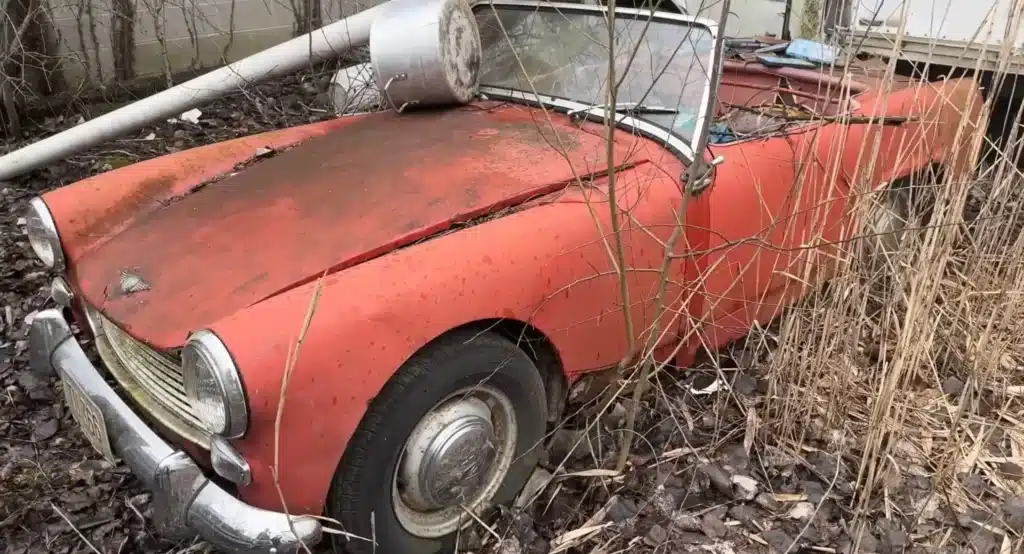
top-left (684, 0), bottom-right (811, 39)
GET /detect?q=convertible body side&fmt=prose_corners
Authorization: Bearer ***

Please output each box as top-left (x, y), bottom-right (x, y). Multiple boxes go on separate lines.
top-left (32, 70), bottom-right (983, 521)
top-left (695, 75), bottom-right (984, 345)
top-left (203, 75), bottom-right (983, 515)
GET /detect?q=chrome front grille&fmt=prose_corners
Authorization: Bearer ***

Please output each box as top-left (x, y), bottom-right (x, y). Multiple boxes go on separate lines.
top-left (93, 311), bottom-right (209, 445)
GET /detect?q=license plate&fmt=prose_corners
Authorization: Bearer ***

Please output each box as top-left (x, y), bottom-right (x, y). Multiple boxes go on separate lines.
top-left (63, 372), bottom-right (114, 462)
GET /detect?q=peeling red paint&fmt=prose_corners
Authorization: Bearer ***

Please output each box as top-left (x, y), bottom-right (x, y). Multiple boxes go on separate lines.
top-left (66, 104), bottom-right (649, 348)
top-left (47, 116), bottom-right (370, 261)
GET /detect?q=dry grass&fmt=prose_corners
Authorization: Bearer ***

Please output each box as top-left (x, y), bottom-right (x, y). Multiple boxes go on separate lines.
top-left (743, 33), bottom-right (1024, 554)
top-left (491, 3), bottom-right (1024, 553)
top-left (757, 123), bottom-right (1024, 547)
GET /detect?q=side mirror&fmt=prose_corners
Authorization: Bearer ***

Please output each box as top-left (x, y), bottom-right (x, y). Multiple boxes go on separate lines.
top-left (682, 155), bottom-right (725, 195)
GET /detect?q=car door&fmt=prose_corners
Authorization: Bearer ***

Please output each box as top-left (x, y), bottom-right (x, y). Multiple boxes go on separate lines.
top-left (694, 126), bottom-right (851, 348)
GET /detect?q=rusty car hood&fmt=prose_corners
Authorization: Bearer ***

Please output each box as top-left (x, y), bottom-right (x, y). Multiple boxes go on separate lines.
top-left (73, 104), bottom-right (651, 349)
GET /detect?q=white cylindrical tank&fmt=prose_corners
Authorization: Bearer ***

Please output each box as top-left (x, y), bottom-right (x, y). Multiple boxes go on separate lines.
top-left (369, 0), bottom-right (482, 110)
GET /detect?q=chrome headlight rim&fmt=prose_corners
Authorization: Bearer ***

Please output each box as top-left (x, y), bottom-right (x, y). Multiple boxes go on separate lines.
top-left (25, 196), bottom-right (65, 272)
top-left (182, 329), bottom-right (249, 439)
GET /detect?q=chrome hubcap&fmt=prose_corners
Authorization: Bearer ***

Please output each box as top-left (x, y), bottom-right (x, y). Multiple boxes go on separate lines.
top-left (399, 397), bottom-right (497, 510)
top-left (393, 386), bottom-right (517, 538)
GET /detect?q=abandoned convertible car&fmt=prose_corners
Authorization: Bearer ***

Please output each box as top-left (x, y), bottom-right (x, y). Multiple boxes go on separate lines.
top-left (27, 0), bottom-right (982, 552)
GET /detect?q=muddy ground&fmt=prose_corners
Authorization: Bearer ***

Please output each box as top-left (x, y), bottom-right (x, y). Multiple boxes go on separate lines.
top-left (2, 72), bottom-right (1022, 554)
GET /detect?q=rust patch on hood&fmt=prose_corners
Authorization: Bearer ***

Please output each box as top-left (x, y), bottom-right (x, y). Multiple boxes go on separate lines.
top-left (74, 103), bottom-right (652, 348)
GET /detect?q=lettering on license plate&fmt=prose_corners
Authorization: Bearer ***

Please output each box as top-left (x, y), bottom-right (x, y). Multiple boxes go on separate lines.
top-left (63, 373), bottom-right (114, 462)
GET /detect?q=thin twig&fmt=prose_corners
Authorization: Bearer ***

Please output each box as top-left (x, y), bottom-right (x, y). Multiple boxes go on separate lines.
top-left (603, 0), bottom-right (635, 373)
top-left (271, 270), bottom-right (328, 554)
top-left (613, 0), bottom-right (734, 473)
top-left (50, 502), bottom-right (102, 554)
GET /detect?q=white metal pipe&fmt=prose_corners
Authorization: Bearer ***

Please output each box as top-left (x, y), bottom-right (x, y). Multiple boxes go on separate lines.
top-left (0, 2), bottom-right (391, 181)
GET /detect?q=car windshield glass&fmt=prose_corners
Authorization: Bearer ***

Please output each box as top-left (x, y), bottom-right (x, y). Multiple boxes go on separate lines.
top-left (474, 4), bottom-right (715, 145)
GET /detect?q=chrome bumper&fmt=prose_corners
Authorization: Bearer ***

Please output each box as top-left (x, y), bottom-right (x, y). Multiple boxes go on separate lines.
top-left (29, 309), bottom-right (322, 554)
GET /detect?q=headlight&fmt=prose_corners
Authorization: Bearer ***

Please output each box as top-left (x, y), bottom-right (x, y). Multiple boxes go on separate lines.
top-left (182, 329), bottom-right (248, 438)
top-left (25, 197), bottom-right (65, 271)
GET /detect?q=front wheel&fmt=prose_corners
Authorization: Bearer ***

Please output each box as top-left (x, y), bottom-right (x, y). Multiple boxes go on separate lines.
top-left (328, 330), bottom-right (548, 554)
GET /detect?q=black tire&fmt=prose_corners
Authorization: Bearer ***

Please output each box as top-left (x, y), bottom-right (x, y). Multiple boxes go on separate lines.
top-left (328, 330), bottom-right (548, 554)
top-left (867, 182), bottom-right (911, 256)
top-left (863, 169), bottom-right (935, 271)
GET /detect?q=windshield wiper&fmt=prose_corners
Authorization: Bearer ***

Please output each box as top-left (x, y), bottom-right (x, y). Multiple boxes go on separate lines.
top-left (566, 102), bottom-right (679, 120)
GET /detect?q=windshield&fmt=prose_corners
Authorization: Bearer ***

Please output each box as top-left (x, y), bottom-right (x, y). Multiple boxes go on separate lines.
top-left (473, 4), bottom-right (715, 146)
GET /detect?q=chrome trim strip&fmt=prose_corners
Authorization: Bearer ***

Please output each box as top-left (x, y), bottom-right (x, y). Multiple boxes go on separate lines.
top-left (93, 313), bottom-right (209, 446)
top-left (478, 86), bottom-right (696, 162)
top-left (470, 0), bottom-right (719, 29)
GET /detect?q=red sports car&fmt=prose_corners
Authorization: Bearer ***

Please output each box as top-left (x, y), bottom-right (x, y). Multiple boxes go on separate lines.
top-left (26, 1), bottom-right (982, 553)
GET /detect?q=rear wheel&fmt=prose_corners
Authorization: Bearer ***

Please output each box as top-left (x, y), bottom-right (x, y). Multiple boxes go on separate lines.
top-left (863, 182), bottom-right (911, 270)
top-left (862, 168), bottom-right (937, 272)
top-left (328, 330), bottom-right (548, 554)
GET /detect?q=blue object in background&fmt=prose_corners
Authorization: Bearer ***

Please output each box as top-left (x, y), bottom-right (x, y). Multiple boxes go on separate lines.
top-left (754, 42), bottom-right (790, 54)
top-left (784, 39), bottom-right (838, 65)
top-left (709, 122), bottom-right (737, 144)
top-left (756, 54), bottom-right (818, 69)
top-left (672, 116), bottom-right (736, 144)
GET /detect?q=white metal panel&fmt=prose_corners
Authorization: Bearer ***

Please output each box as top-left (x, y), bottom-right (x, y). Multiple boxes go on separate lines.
top-left (852, 0), bottom-right (1023, 48)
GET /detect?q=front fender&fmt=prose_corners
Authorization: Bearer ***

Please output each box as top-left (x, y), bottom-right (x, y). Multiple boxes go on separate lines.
top-left (208, 168), bottom-right (691, 515)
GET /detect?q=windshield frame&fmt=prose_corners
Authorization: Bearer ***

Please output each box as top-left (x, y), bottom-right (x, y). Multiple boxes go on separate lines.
top-left (469, 0), bottom-right (720, 164)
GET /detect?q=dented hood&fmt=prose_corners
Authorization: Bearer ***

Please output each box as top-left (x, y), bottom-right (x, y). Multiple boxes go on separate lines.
top-left (74, 104), bottom-right (649, 349)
